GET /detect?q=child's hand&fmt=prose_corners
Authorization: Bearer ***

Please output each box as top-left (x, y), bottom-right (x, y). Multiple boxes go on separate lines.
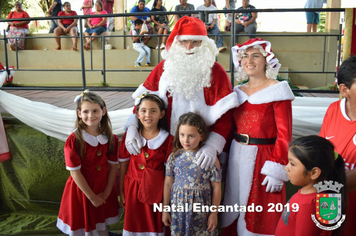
top-left (162, 212), bottom-right (171, 226)
top-left (99, 190), bottom-right (110, 201)
top-left (89, 194), bottom-right (106, 207)
top-left (120, 191), bottom-right (125, 208)
top-left (207, 213), bottom-right (218, 232)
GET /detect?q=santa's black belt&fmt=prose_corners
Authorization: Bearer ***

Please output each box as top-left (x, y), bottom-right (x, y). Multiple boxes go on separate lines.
top-left (234, 133), bottom-right (276, 145)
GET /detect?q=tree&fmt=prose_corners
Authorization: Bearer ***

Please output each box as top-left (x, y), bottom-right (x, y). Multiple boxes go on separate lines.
top-left (0, 0), bottom-right (26, 18)
top-left (37, 0), bottom-right (53, 16)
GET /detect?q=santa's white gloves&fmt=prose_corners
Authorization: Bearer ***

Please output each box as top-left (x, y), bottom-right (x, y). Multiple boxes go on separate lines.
top-left (262, 175), bottom-right (283, 193)
top-left (125, 126), bottom-right (142, 155)
top-left (196, 144), bottom-right (217, 170)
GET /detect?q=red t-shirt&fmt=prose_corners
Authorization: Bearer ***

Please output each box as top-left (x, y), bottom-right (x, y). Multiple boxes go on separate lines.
top-left (319, 99), bottom-right (356, 171)
top-left (275, 190), bottom-right (331, 236)
top-left (7, 10), bottom-right (30, 29)
top-left (90, 10), bottom-right (108, 27)
top-left (58, 11), bottom-right (78, 26)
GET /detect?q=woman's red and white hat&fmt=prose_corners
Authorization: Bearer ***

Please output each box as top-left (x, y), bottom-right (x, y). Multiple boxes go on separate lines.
top-left (232, 38), bottom-right (281, 72)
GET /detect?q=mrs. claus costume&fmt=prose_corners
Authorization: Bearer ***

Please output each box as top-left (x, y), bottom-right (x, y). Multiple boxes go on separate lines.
top-left (221, 38), bottom-right (295, 236)
top-left (126, 16), bottom-right (238, 167)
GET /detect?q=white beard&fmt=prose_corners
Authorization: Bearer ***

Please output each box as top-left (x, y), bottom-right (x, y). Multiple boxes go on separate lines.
top-left (161, 40), bottom-right (216, 100)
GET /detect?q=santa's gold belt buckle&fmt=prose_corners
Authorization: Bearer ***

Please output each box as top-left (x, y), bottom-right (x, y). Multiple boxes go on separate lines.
top-left (240, 134), bottom-right (249, 145)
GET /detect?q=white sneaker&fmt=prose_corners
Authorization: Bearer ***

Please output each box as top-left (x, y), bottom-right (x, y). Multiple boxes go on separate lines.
top-left (160, 44), bottom-right (166, 49)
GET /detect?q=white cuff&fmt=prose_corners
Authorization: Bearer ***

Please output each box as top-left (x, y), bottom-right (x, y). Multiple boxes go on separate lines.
top-left (123, 113), bottom-right (138, 131)
top-left (205, 131), bottom-right (226, 154)
top-left (261, 160), bottom-right (289, 182)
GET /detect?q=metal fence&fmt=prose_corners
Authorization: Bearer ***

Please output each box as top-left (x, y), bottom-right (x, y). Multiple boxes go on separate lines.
top-left (0, 8), bottom-right (345, 93)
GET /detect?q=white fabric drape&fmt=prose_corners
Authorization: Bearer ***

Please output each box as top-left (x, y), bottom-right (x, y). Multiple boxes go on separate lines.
top-left (0, 72), bottom-right (132, 142)
top-left (0, 72), bottom-right (338, 142)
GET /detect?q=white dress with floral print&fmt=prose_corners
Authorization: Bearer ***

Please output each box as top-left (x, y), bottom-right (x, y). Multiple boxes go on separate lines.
top-left (166, 150), bottom-right (222, 235)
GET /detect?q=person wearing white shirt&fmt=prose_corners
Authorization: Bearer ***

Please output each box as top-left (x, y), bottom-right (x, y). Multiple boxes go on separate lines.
top-left (196, 0), bottom-right (227, 53)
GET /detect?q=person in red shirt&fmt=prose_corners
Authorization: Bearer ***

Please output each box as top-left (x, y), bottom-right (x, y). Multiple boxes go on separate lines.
top-left (319, 56), bottom-right (356, 236)
top-left (53, 2), bottom-right (78, 51)
top-left (275, 135), bottom-right (345, 236)
top-left (6, 1), bottom-right (30, 51)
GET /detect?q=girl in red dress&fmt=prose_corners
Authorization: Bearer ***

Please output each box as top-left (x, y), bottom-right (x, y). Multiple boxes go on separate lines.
top-left (57, 90), bottom-right (120, 236)
top-left (275, 135), bottom-right (346, 236)
top-left (119, 93), bottom-right (172, 236)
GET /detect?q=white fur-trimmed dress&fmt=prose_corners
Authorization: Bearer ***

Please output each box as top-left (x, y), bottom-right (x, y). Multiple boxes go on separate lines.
top-left (221, 81), bottom-right (295, 236)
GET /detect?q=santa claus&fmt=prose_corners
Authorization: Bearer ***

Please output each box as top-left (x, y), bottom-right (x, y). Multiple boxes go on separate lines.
top-left (125, 16), bottom-right (238, 169)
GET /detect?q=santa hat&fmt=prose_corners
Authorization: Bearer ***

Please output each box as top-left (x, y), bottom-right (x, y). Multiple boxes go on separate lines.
top-left (232, 38), bottom-right (281, 73)
top-left (166, 16), bottom-right (208, 51)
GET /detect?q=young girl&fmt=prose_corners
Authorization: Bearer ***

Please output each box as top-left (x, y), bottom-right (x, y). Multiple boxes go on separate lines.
top-left (162, 112), bottom-right (222, 235)
top-left (57, 90), bottom-right (120, 236)
top-left (275, 135), bottom-right (346, 236)
top-left (119, 93), bottom-right (172, 235)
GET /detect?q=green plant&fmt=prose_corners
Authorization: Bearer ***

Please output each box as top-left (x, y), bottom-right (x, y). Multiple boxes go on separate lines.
top-left (101, 81), bottom-right (109, 87)
top-left (317, 11), bottom-right (326, 32)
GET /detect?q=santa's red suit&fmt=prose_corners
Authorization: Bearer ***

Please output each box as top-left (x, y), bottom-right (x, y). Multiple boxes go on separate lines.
top-left (132, 60), bottom-right (238, 150)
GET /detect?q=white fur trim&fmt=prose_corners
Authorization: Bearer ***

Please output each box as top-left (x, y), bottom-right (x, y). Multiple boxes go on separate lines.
top-left (234, 81), bottom-right (295, 105)
top-left (221, 140), bottom-right (258, 228)
top-left (261, 160), bottom-right (289, 182)
top-left (205, 131), bottom-right (226, 154)
top-left (123, 114), bottom-right (139, 131)
top-left (140, 129), bottom-right (169, 150)
top-left (168, 90), bottom-right (238, 135)
top-left (132, 84), bottom-right (162, 106)
top-left (177, 35), bottom-right (208, 41)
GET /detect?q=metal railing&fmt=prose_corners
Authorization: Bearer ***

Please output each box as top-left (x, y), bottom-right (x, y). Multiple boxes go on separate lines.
top-left (0, 8), bottom-right (345, 93)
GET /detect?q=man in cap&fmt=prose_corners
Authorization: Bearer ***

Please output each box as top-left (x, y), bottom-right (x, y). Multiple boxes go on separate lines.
top-left (125, 16), bottom-right (238, 170)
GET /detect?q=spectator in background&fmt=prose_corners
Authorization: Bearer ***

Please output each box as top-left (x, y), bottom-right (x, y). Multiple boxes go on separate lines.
top-left (151, 0), bottom-right (169, 50)
top-left (84, 1), bottom-right (107, 50)
top-left (305, 0), bottom-right (325, 32)
top-left (54, 2), bottom-right (78, 51)
top-left (223, 0), bottom-right (236, 31)
top-left (174, 0), bottom-right (195, 23)
top-left (81, 0), bottom-right (93, 28)
top-left (132, 19), bottom-right (151, 67)
top-left (47, 0), bottom-right (62, 33)
top-left (196, 0), bottom-right (227, 53)
top-left (102, 0), bottom-right (115, 31)
top-left (129, 0), bottom-right (153, 37)
top-left (234, 0), bottom-right (257, 43)
top-left (7, 1), bottom-right (30, 51)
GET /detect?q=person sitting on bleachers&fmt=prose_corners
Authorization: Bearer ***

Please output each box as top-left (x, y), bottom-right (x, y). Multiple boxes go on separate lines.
top-left (129, 0), bottom-right (153, 40)
top-left (151, 0), bottom-right (170, 50)
top-left (84, 1), bottom-right (107, 50)
top-left (6, 1), bottom-right (30, 51)
top-left (54, 2), bottom-right (78, 51)
top-left (234, 0), bottom-right (257, 43)
top-left (174, 0), bottom-right (195, 23)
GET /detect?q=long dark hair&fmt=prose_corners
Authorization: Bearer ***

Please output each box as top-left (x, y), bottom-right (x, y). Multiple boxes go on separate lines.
top-left (135, 94), bottom-right (168, 132)
top-left (289, 135), bottom-right (347, 213)
top-left (75, 91), bottom-right (114, 159)
top-left (172, 112), bottom-right (208, 154)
